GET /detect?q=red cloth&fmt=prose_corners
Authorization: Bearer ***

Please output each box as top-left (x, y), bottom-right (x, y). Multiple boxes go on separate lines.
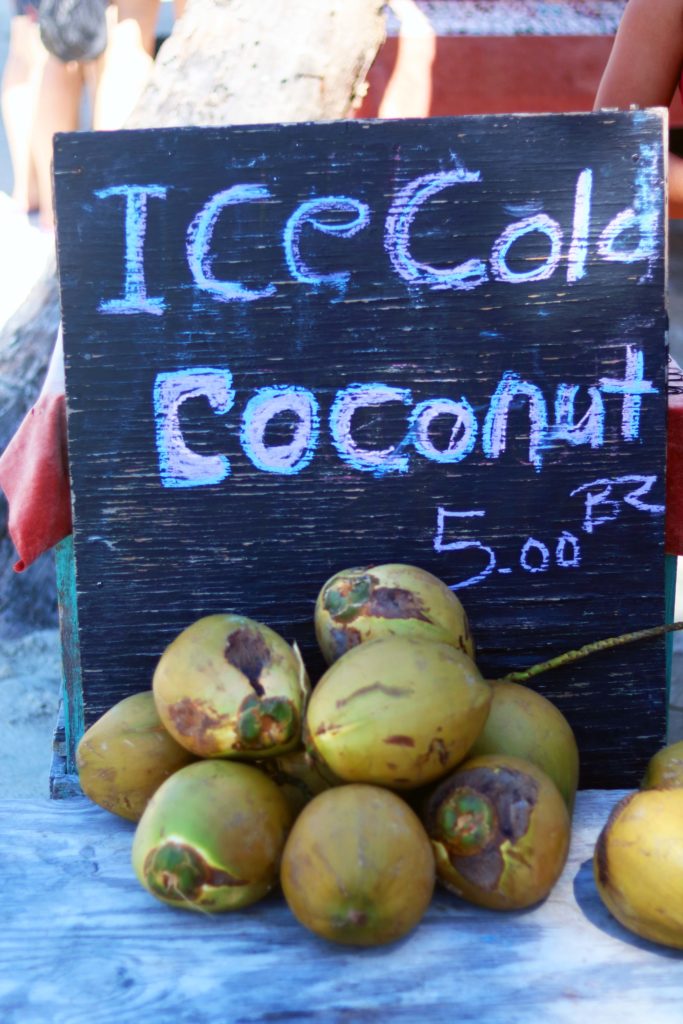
top-left (0, 328), bottom-right (72, 572)
top-left (666, 392), bottom-right (683, 555)
top-left (0, 391), bottom-right (72, 571)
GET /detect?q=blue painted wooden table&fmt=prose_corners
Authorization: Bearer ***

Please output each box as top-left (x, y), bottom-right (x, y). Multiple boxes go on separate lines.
top-left (2, 790), bottom-right (682, 1024)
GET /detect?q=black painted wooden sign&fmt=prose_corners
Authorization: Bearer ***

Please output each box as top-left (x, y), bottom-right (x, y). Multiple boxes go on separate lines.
top-left (54, 112), bottom-right (667, 787)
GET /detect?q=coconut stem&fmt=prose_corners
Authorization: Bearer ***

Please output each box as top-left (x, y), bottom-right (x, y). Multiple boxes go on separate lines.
top-left (501, 621), bottom-right (683, 685)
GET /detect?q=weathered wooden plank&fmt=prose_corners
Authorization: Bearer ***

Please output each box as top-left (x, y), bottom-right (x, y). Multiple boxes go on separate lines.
top-left (54, 111), bottom-right (668, 788)
top-left (1, 790), bottom-right (681, 1023)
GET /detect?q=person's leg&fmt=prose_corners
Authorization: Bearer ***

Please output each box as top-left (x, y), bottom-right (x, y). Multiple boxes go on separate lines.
top-left (31, 55), bottom-right (84, 230)
top-left (1, 9), bottom-right (47, 212)
top-left (93, 0), bottom-right (161, 130)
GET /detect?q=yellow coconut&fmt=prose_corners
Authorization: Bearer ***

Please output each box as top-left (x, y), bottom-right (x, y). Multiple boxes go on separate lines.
top-left (305, 635), bottom-right (491, 790)
top-left (314, 563), bottom-right (474, 665)
top-left (281, 783), bottom-right (435, 945)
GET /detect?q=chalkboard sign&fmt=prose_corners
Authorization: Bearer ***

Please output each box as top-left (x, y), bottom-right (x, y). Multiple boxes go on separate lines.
top-left (53, 112), bottom-right (667, 788)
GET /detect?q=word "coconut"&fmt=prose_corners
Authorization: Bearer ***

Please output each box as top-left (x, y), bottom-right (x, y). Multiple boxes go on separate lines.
top-left (153, 344), bottom-right (655, 487)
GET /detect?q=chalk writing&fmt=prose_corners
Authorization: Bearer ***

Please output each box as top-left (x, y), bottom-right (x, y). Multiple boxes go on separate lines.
top-left (152, 346), bottom-right (656, 486)
top-left (283, 196), bottom-right (371, 287)
top-left (52, 113), bottom-right (668, 788)
top-left (153, 368), bottom-right (234, 487)
top-left (186, 184), bottom-right (277, 302)
top-left (96, 185), bottom-right (167, 315)
top-left (240, 386), bottom-right (320, 474)
top-left (434, 472), bottom-right (661, 590)
top-left (569, 474), bottom-right (664, 533)
top-left (95, 147), bottom-right (659, 311)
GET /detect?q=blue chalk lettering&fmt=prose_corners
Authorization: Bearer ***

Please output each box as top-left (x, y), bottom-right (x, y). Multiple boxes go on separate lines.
top-left (409, 397), bottom-right (477, 463)
top-left (567, 169), bottom-right (592, 283)
top-left (570, 474), bottom-right (664, 533)
top-left (384, 164), bottom-right (487, 290)
top-left (597, 143), bottom-right (662, 280)
top-left (482, 372), bottom-right (548, 471)
top-left (599, 345), bottom-right (657, 441)
top-left (186, 184), bottom-right (277, 302)
top-left (283, 196), bottom-right (370, 288)
top-left (329, 383), bottom-right (412, 474)
top-left (552, 384), bottom-right (604, 448)
top-left (520, 537), bottom-right (549, 573)
top-left (154, 368), bottom-right (234, 488)
top-left (490, 213), bottom-right (563, 284)
top-left (240, 386), bottom-right (319, 474)
top-left (433, 508), bottom-right (496, 589)
top-left (96, 185), bottom-right (167, 315)
top-left (556, 531), bottom-right (581, 568)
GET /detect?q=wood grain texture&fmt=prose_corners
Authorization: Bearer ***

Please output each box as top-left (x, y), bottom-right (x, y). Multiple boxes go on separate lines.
top-left (125, 0), bottom-right (386, 130)
top-left (1, 790), bottom-right (681, 1023)
top-left (54, 111), bottom-right (668, 787)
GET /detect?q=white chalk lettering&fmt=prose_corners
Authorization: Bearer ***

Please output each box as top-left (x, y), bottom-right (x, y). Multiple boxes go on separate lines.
top-left (599, 344), bottom-right (657, 441)
top-left (598, 143), bottom-right (660, 282)
top-left (556, 530), bottom-right (581, 567)
top-left (384, 164), bottom-right (488, 290)
top-left (490, 214), bottom-right (563, 284)
top-left (153, 368), bottom-right (235, 487)
top-left (329, 383), bottom-right (413, 474)
top-left (433, 507), bottom-right (496, 590)
top-left (240, 386), bottom-right (319, 474)
top-left (552, 384), bottom-right (605, 448)
top-left (97, 146), bottom-right (661, 314)
top-left (483, 373), bottom-right (548, 471)
top-left (409, 397), bottom-right (478, 463)
top-left (566, 169), bottom-right (592, 283)
top-left (520, 536), bottom-right (550, 573)
top-left (151, 348), bottom-right (657, 484)
top-left (570, 474), bottom-right (664, 533)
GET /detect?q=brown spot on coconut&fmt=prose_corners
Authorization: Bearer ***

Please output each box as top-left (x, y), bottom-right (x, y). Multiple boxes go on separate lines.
top-left (132, 760), bottom-right (294, 912)
top-left (422, 754), bottom-right (570, 911)
top-left (152, 614), bottom-right (309, 759)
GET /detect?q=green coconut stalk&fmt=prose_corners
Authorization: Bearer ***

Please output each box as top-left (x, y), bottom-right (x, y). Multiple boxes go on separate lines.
top-left (502, 621), bottom-right (683, 685)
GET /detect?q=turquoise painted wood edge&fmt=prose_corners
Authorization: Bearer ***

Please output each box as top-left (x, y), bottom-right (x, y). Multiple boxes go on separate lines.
top-left (54, 534), bottom-right (84, 776)
top-left (666, 553), bottom-right (677, 731)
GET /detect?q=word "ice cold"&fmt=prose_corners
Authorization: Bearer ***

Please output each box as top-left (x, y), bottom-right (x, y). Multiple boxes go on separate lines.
top-left (97, 152), bottom-right (659, 312)
top-left (154, 345), bottom-right (655, 487)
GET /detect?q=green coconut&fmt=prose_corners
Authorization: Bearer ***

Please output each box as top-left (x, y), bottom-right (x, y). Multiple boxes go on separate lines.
top-left (641, 739), bottom-right (683, 790)
top-left (468, 679), bottom-right (579, 812)
top-left (280, 784), bottom-right (435, 946)
top-left (132, 759), bottom-right (294, 912)
top-left (594, 788), bottom-right (683, 949)
top-left (422, 753), bottom-right (570, 911)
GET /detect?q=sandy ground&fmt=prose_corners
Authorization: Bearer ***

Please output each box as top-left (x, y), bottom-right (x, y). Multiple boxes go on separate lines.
top-left (0, 629), bottom-right (61, 798)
